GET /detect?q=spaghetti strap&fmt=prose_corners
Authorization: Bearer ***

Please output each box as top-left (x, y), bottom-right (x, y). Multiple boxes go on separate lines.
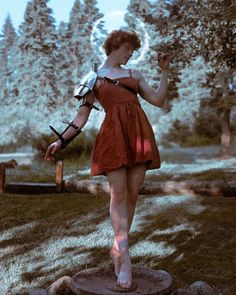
top-left (129, 68), bottom-right (132, 77)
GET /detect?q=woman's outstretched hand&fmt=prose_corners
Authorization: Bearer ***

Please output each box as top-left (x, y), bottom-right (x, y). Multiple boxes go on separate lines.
top-left (158, 52), bottom-right (171, 71)
top-left (44, 141), bottom-right (62, 162)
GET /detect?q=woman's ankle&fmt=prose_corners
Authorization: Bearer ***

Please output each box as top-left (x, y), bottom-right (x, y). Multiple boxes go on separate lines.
top-left (112, 239), bottom-right (119, 251)
top-left (120, 249), bottom-right (130, 256)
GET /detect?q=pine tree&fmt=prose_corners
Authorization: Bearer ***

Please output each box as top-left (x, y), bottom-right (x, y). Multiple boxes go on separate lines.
top-left (0, 14), bottom-right (17, 105)
top-left (47, 21), bottom-right (80, 131)
top-left (67, 0), bottom-right (103, 84)
top-left (55, 21), bottom-right (74, 105)
top-left (83, 0), bottom-right (104, 66)
top-left (67, 0), bottom-right (85, 84)
top-left (10, 0), bottom-right (58, 141)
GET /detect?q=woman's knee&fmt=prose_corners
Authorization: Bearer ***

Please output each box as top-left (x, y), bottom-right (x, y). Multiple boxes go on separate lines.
top-left (127, 189), bottom-right (138, 205)
top-left (127, 164), bottom-right (146, 204)
top-left (110, 186), bottom-right (128, 203)
top-left (107, 167), bottom-right (128, 203)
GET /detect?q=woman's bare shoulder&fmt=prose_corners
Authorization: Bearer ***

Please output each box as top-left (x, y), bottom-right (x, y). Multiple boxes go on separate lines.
top-left (130, 68), bottom-right (144, 81)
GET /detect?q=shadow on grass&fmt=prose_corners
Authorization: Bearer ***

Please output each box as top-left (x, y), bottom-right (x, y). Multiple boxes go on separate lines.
top-left (129, 196), bottom-right (236, 293)
top-left (0, 193), bottom-right (235, 295)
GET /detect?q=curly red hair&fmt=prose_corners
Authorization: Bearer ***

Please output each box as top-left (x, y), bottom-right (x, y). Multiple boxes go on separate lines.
top-left (103, 30), bottom-right (141, 56)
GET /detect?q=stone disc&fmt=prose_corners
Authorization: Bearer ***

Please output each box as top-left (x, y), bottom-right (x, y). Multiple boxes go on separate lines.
top-left (106, 281), bottom-right (137, 293)
top-left (70, 265), bottom-right (173, 295)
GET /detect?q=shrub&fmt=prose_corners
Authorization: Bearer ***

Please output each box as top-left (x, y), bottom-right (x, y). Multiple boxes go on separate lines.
top-left (32, 128), bottom-right (98, 163)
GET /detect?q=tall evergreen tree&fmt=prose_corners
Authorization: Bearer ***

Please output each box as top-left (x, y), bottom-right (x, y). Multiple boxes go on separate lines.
top-left (55, 21), bottom-right (74, 105)
top-left (0, 14), bottom-right (17, 105)
top-left (67, 0), bottom-right (103, 84)
top-left (67, 0), bottom-right (85, 84)
top-left (83, 0), bottom-right (104, 65)
top-left (10, 0), bottom-right (58, 140)
top-left (48, 21), bottom-right (80, 131)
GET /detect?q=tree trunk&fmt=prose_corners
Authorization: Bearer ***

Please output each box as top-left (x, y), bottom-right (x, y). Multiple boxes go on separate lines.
top-left (220, 77), bottom-right (231, 158)
top-left (220, 109), bottom-right (231, 158)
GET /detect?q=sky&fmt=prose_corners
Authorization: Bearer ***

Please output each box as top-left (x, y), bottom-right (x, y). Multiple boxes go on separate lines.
top-left (0, 0), bottom-right (129, 32)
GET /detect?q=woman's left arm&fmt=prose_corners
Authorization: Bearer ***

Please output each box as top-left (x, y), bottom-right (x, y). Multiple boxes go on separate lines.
top-left (135, 52), bottom-right (171, 108)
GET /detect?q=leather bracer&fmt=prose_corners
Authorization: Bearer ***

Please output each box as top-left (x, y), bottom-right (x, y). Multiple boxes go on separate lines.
top-left (49, 121), bottom-right (82, 149)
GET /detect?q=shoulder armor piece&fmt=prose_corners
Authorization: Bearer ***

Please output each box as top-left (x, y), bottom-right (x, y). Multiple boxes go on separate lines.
top-left (74, 71), bottom-right (98, 100)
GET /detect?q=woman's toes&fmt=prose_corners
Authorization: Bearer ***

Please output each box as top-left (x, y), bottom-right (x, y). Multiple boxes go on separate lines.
top-left (117, 252), bottom-right (132, 288)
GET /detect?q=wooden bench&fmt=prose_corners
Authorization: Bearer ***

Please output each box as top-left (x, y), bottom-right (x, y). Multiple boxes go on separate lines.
top-left (0, 160), bottom-right (64, 194)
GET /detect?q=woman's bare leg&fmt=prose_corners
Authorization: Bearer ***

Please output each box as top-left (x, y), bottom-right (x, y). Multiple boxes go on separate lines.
top-left (126, 163), bottom-right (147, 231)
top-left (107, 167), bottom-right (132, 288)
top-left (109, 164), bottom-right (147, 285)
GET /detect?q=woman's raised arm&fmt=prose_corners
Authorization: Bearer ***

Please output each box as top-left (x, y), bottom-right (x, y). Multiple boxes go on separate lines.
top-left (135, 52), bottom-right (170, 108)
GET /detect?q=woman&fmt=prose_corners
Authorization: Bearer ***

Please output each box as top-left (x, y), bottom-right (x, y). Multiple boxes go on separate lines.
top-left (45, 30), bottom-right (170, 290)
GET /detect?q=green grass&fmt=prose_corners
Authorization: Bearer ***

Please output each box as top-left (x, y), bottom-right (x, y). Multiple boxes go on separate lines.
top-left (0, 193), bottom-right (235, 294)
top-left (6, 157), bottom-right (236, 184)
top-left (146, 170), bottom-right (236, 183)
top-left (5, 157), bottom-right (92, 183)
top-left (139, 196), bottom-right (236, 293)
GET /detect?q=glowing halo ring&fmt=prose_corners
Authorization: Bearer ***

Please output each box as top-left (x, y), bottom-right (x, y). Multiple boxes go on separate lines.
top-left (90, 11), bottom-right (149, 65)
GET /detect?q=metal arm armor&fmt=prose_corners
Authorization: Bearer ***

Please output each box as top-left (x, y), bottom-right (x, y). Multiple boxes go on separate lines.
top-left (73, 71), bottom-right (99, 111)
top-left (74, 71), bottom-right (97, 100)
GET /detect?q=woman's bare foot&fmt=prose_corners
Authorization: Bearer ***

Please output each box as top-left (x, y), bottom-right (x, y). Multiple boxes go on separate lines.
top-left (117, 251), bottom-right (132, 289)
top-left (109, 247), bottom-right (121, 277)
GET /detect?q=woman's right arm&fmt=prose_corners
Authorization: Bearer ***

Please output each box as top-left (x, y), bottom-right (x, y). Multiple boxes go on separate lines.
top-left (44, 91), bottom-right (95, 162)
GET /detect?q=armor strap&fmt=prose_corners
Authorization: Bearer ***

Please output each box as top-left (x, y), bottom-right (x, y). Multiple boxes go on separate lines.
top-left (103, 76), bottom-right (137, 95)
top-left (79, 100), bottom-right (100, 110)
top-left (49, 121), bottom-right (82, 149)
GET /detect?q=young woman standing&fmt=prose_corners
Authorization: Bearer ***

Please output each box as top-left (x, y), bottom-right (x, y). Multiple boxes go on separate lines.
top-left (45, 30), bottom-right (170, 290)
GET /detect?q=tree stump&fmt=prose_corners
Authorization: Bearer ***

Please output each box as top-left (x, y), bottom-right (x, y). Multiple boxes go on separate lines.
top-left (55, 160), bottom-right (64, 193)
top-left (0, 159), bottom-right (17, 193)
top-left (70, 265), bottom-right (173, 295)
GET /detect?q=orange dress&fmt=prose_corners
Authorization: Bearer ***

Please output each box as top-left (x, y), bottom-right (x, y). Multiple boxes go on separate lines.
top-left (91, 71), bottom-right (161, 176)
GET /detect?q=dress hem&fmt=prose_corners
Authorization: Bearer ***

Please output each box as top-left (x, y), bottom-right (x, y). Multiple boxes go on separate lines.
top-left (91, 159), bottom-right (161, 176)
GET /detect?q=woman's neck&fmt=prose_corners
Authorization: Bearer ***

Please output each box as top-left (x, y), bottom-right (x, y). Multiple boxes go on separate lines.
top-left (101, 55), bottom-right (122, 70)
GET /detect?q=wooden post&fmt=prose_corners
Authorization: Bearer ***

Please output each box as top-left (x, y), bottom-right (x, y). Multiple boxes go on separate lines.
top-left (0, 164), bottom-right (6, 193)
top-left (55, 161), bottom-right (64, 193)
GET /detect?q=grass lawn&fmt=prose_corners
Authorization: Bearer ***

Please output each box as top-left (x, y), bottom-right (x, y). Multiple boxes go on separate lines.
top-left (0, 192), bottom-right (236, 295)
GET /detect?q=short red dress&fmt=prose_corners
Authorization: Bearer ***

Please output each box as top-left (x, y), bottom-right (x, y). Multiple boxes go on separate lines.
top-left (91, 70), bottom-right (161, 176)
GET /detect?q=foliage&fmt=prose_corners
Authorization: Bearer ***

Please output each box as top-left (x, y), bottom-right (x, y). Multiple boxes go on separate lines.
top-left (32, 127), bottom-right (98, 161)
top-left (165, 0), bottom-right (235, 70)
top-left (67, 0), bottom-right (103, 84)
top-left (0, 14), bottom-right (17, 104)
top-left (0, 0), bottom-right (103, 148)
top-left (0, 0), bottom-right (235, 150)
top-left (167, 0), bottom-right (236, 131)
top-left (163, 109), bottom-right (222, 147)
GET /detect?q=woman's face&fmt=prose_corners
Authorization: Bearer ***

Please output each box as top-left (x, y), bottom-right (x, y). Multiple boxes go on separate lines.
top-left (112, 42), bottom-right (134, 65)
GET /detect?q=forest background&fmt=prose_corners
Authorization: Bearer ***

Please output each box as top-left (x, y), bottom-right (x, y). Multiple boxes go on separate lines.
top-left (0, 0), bottom-right (235, 160)
top-left (0, 1), bottom-right (236, 294)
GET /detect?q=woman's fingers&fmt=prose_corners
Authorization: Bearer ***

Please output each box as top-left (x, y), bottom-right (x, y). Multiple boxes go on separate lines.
top-left (52, 144), bottom-right (59, 155)
top-left (44, 142), bottom-right (61, 162)
top-left (45, 145), bottom-right (55, 161)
